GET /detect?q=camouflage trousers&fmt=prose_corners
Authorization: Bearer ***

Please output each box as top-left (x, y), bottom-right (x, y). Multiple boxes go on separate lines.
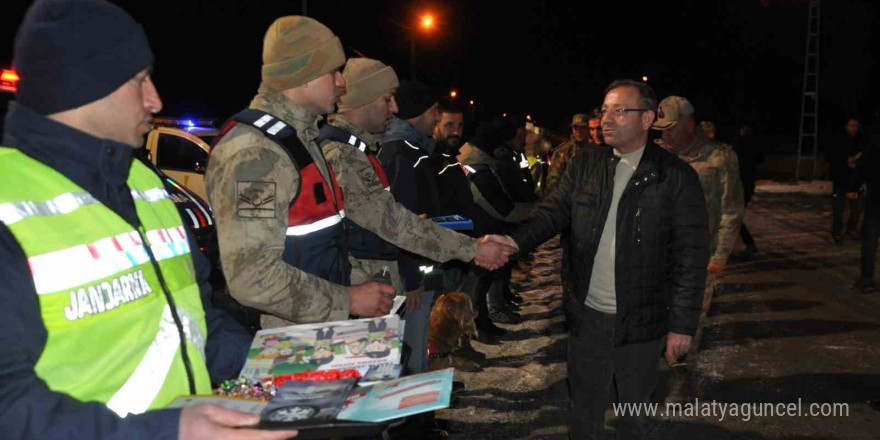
top-left (689, 273), bottom-right (717, 358)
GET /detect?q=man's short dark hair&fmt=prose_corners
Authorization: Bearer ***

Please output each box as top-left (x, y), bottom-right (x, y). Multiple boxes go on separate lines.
top-left (438, 98), bottom-right (465, 116)
top-left (604, 80), bottom-right (658, 112)
top-left (589, 107), bottom-right (601, 120)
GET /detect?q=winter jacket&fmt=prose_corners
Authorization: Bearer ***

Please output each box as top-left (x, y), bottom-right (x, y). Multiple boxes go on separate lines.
top-left (509, 143), bottom-right (710, 345)
top-left (0, 103), bottom-right (252, 440)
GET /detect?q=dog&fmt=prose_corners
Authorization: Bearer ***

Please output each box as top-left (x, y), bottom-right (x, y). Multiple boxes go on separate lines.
top-left (428, 292), bottom-right (481, 372)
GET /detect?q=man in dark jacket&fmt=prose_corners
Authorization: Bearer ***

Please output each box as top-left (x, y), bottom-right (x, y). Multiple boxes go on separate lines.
top-left (494, 116), bottom-right (538, 204)
top-left (0, 1), bottom-right (295, 439)
top-left (429, 101), bottom-right (506, 339)
top-left (827, 118), bottom-right (865, 243)
top-left (849, 136), bottom-right (880, 292)
top-left (377, 80), bottom-right (443, 375)
top-left (734, 125), bottom-right (764, 258)
top-left (489, 80), bottom-right (709, 439)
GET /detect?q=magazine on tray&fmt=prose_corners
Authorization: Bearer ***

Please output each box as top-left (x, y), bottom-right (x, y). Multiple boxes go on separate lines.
top-left (239, 315), bottom-right (403, 380)
top-left (260, 378), bottom-right (357, 423)
top-left (337, 369), bottom-right (454, 423)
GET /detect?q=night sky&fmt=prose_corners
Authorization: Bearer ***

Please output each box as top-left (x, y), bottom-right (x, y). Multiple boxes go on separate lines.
top-left (2, 0), bottom-right (878, 148)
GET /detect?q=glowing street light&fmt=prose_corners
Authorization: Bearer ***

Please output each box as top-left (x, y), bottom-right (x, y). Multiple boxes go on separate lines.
top-left (405, 12), bottom-right (436, 81)
top-left (526, 115), bottom-right (532, 121)
top-left (469, 99), bottom-right (475, 105)
top-left (642, 75), bottom-right (649, 82)
top-left (450, 90), bottom-right (457, 98)
top-left (421, 14), bottom-right (434, 29)
top-left (503, 113), bottom-right (508, 117)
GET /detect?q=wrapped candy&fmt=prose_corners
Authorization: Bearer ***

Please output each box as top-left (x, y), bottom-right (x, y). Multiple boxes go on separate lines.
top-left (213, 369), bottom-right (362, 401)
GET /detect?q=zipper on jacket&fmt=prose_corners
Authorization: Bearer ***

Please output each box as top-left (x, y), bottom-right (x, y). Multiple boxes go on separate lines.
top-left (595, 155), bottom-right (619, 237)
top-left (136, 225), bottom-right (197, 394)
top-left (634, 207), bottom-right (643, 245)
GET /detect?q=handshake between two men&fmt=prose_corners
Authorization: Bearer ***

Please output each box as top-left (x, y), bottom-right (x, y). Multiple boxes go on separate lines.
top-left (348, 234), bottom-right (520, 318)
top-left (473, 234), bottom-right (520, 270)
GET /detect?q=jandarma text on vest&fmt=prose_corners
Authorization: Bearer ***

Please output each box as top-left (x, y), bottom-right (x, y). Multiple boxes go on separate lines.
top-left (64, 270), bottom-right (154, 321)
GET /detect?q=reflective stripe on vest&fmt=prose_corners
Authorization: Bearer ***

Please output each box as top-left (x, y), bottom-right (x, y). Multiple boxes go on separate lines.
top-left (107, 305), bottom-right (205, 416)
top-left (287, 209), bottom-right (345, 236)
top-left (0, 188), bottom-right (170, 227)
top-left (29, 226), bottom-right (189, 296)
top-left (0, 148), bottom-right (211, 414)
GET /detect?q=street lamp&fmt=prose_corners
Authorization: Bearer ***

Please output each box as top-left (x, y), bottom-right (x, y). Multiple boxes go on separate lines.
top-left (469, 99), bottom-right (474, 105)
top-left (450, 90), bottom-right (457, 98)
top-left (642, 75), bottom-right (649, 82)
top-left (410, 13), bottom-right (435, 81)
top-left (388, 13), bottom-right (436, 81)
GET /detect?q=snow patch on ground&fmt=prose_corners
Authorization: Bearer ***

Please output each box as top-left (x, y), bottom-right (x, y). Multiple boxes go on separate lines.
top-left (755, 180), bottom-right (831, 195)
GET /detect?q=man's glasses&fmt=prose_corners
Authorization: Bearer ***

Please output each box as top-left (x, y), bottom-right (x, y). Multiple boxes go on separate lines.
top-left (600, 108), bottom-right (651, 120)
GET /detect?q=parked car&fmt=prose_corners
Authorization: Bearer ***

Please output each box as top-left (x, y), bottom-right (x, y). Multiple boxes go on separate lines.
top-left (135, 151), bottom-right (218, 265)
top-left (144, 117), bottom-right (217, 202)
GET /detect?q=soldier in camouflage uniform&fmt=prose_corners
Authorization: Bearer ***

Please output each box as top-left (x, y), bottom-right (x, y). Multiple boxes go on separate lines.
top-left (320, 58), bottom-right (493, 314)
top-left (545, 111), bottom-right (602, 193)
top-left (206, 17), bottom-right (394, 329)
top-left (653, 96), bottom-right (744, 355)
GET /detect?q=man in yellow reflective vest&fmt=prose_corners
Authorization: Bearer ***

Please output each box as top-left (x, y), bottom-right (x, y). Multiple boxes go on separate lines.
top-left (0, 1), bottom-right (296, 439)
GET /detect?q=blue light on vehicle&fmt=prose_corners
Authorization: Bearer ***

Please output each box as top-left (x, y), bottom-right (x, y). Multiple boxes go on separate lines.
top-left (183, 119), bottom-right (195, 127)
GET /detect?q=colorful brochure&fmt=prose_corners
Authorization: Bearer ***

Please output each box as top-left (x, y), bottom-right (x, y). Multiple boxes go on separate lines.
top-left (260, 378), bottom-right (357, 423)
top-left (239, 315), bottom-right (403, 380)
top-left (337, 369), bottom-right (454, 423)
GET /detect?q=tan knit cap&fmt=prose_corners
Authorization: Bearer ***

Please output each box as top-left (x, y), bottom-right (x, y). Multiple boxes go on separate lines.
top-left (261, 16), bottom-right (346, 92)
top-left (337, 57), bottom-right (399, 112)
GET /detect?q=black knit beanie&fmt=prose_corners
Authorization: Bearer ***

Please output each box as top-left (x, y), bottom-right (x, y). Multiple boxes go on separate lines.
top-left (395, 80), bottom-right (437, 120)
top-left (471, 121), bottom-right (499, 155)
top-left (14, 0), bottom-right (155, 115)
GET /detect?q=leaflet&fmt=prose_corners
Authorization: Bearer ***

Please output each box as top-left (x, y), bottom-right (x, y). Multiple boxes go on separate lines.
top-left (239, 315), bottom-right (403, 380)
top-left (337, 369), bottom-right (454, 423)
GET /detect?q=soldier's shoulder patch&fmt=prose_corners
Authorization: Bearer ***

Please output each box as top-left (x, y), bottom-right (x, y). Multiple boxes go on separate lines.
top-left (236, 181), bottom-right (276, 218)
top-left (356, 163), bottom-right (384, 191)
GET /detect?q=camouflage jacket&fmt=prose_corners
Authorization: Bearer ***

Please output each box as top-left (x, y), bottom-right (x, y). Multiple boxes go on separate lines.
top-left (545, 139), bottom-right (590, 193)
top-left (321, 114), bottom-right (477, 293)
top-left (206, 91), bottom-right (349, 329)
top-left (674, 138), bottom-right (744, 266)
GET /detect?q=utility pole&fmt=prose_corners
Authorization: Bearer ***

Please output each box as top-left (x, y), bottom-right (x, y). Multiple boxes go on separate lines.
top-left (795, 0), bottom-right (820, 181)
top-left (410, 36), bottom-right (416, 81)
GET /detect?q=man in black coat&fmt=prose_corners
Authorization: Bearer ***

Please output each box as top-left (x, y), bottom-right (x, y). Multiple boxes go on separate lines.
top-left (849, 132), bottom-right (880, 292)
top-left (734, 125), bottom-right (764, 257)
top-left (487, 80), bottom-right (709, 439)
top-left (827, 118), bottom-right (865, 243)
